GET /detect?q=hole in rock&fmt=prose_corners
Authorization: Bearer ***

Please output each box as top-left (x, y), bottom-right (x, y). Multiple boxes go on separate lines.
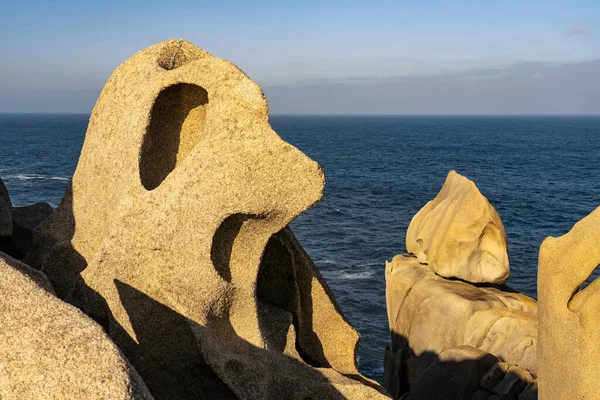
top-left (257, 234), bottom-right (297, 313)
top-left (140, 83), bottom-right (208, 190)
top-left (157, 40), bottom-right (197, 70)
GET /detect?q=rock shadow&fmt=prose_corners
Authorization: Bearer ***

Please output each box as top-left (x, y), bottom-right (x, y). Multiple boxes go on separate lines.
top-left (384, 331), bottom-right (537, 400)
top-left (26, 190), bottom-right (354, 399)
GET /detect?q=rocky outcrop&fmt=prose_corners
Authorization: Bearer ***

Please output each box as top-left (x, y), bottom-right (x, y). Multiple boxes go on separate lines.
top-left (0, 251), bottom-right (152, 399)
top-left (404, 346), bottom-right (537, 400)
top-left (0, 177), bottom-right (54, 259)
top-left (538, 206), bottom-right (600, 399)
top-left (26, 40), bottom-right (386, 399)
top-left (406, 171), bottom-right (509, 284)
top-left (385, 171), bottom-right (536, 399)
top-left (384, 255), bottom-right (537, 398)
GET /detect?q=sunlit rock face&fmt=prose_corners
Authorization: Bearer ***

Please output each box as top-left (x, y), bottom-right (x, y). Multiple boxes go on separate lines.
top-left (538, 206), bottom-right (600, 400)
top-left (0, 252), bottom-right (152, 400)
top-left (406, 170), bottom-right (510, 284)
top-left (26, 40), bottom-right (387, 399)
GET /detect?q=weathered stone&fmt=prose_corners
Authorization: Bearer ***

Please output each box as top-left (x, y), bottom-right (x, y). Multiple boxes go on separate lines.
top-left (406, 170), bottom-right (509, 284)
top-left (518, 381), bottom-right (538, 400)
top-left (11, 202), bottom-right (53, 232)
top-left (480, 362), bottom-right (510, 392)
top-left (538, 205), bottom-right (600, 400)
top-left (464, 308), bottom-right (537, 374)
top-left (0, 251), bottom-right (152, 400)
top-left (384, 255), bottom-right (536, 393)
top-left (0, 177), bottom-right (11, 237)
top-left (492, 365), bottom-right (533, 398)
top-left (26, 39), bottom-right (386, 399)
top-left (0, 202), bottom-right (53, 259)
top-left (405, 346), bottom-right (499, 400)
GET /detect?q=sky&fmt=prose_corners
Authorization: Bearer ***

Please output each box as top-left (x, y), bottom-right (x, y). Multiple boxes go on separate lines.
top-left (1, 0), bottom-right (599, 114)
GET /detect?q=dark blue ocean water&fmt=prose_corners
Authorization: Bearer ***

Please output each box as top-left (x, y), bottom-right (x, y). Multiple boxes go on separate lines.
top-left (2, 114), bottom-right (600, 381)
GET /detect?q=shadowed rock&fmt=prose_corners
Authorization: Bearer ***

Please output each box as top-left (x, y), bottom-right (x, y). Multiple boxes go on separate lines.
top-left (0, 251), bottom-right (152, 399)
top-left (0, 177), bottom-right (54, 259)
top-left (26, 39), bottom-right (386, 399)
top-left (0, 177), bottom-right (12, 236)
top-left (406, 171), bottom-right (509, 284)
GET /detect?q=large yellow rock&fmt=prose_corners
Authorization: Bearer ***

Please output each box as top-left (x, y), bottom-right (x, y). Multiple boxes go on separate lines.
top-left (384, 255), bottom-right (536, 397)
top-left (538, 206), bottom-right (600, 399)
top-left (26, 40), bottom-right (386, 399)
top-left (406, 171), bottom-right (509, 284)
top-left (0, 252), bottom-right (152, 400)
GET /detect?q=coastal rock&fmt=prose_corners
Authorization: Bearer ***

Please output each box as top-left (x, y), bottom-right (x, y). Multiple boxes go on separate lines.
top-left (538, 205), bottom-right (600, 399)
top-left (464, 308), bottom-right (537, 374)
top-left (0, 251), bottom-right (152, 400)
top-left (384, 255), bottom-right (536, 397)
top-left (406, 170), bottom-right (509, 284)
top-left (403, 346), bottom-right (536, 400)
top-left (26, 39), bottom-right (386, 399)
top-left (0, 178), bottom-right (12, 236)
top-left (404, 346), bottom-right (499, 400)
top-left (0, 202), bottom-right (53, 259)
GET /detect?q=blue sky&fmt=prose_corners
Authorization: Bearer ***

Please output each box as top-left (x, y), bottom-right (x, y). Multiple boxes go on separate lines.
top-left (1, 1), bottom-right (599, 113)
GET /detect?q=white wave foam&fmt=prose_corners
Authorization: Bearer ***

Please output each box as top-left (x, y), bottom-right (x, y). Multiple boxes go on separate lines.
top-left (4, 174), bottom-right (70, 182)
top-left (340, 271), bottom-right (375, 280)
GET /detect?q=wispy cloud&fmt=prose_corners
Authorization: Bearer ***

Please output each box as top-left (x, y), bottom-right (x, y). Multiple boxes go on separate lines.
top-left (567, 26), bottom-right (592, 37)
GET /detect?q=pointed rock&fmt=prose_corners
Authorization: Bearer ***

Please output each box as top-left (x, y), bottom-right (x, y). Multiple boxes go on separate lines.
top-left (406, 170), bottom-right (509, 284)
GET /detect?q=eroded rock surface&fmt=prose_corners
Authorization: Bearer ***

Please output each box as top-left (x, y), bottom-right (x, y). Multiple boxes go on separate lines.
top-left (406, 171), bottom-right (509, 284)
top-left (384, 255), bottom-right (537, 398)
top-left (0, 251), bottom-right (152, 400)
top-left (26, 39), bottom-right (386, 399)
top-left (538, 206), bottom-right (600, 400)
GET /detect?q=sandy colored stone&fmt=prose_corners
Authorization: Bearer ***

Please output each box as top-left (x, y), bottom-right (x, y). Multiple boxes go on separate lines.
top-left (538, 205), bottom-right (600, 400)
top-left (0, 177), bottom-right (11, 237)
top-left (27, 39), bottom-right (386, 399)
top-left (464, 308), bottom-right (537, 374)
top-left (406, 170), bottom-right (509, 284)
top-left (384, 255), bottom-right (536, 394)
top-left (0, 251), bottom-right (152, 400)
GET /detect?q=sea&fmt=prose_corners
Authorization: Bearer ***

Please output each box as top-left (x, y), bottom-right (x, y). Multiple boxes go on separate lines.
top-left (1, 114), bottom-right (600, 381)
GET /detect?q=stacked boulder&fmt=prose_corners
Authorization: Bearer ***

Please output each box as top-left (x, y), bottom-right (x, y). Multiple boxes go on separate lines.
top-left (384, 171), bottom-right (538, 399)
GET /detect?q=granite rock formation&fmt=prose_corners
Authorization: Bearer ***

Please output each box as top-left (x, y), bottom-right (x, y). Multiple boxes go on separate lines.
top-left (0, 177), bottom-right (53, 259)
top-left (384, 255), bottom-right (537, 399)
top-left (406, 171), bottom-right (509, 284)
top-left (0, 251), bottom-right (152, 399)
top-left (403, 346), bottom-right (537, 400)
top-left (538, 205), bottom-right (600, 399)
top-left (26, 39), bottom-right (386, 399)
top-left (385, 172), bottom-right (537, 399)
